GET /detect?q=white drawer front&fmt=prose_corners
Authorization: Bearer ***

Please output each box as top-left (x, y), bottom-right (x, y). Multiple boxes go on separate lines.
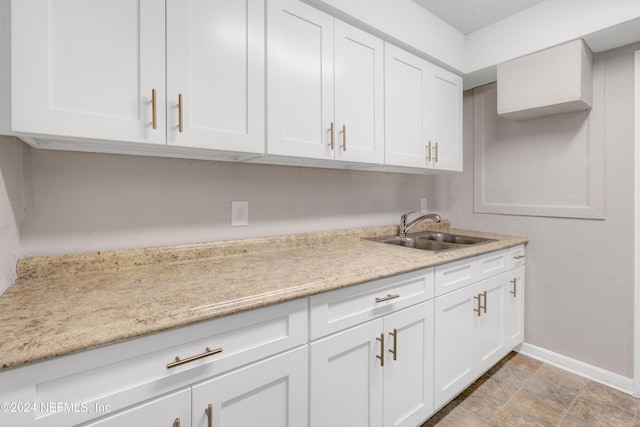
top-left (509, 245), bottom-right (526, 269)
top-left (434, 257), bottom-right (477, 296)
top-left (32, 299), bottom-right (308, 427)
top-left (309, 269), bottom-right (434, 340)
top-left (477, 249), bottom-right (509, 281)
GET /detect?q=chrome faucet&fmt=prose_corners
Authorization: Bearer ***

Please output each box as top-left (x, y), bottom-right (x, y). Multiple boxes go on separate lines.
top-left (399, 211), bottom-right (442, 237)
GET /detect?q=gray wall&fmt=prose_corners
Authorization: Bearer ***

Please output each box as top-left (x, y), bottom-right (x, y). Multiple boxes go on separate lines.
top-left (16, 152), bottom-right (445, 257)
top-left (448, 44), bottom-right (637, 378)
top-left (0, 139), bottom-right (447, 279)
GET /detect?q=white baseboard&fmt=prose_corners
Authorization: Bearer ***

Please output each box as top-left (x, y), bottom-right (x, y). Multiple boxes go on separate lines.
top-left (517, 342), bottom-right (635, 396)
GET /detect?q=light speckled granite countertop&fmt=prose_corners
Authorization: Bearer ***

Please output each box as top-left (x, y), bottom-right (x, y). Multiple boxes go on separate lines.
top-left (0, 222), bottom-right (527, 370)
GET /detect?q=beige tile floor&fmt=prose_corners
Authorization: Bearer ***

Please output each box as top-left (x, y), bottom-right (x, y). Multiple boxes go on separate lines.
top-left (422, 352), bottom-right (640, 426)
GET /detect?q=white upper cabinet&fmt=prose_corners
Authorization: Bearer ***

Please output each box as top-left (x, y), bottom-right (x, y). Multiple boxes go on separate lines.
top-left (10, 0), bottom-right (460, 172)
top-left (333, 21), bottom-right (384, 164)
top-left (11, 0), bottom-right (166, 145)
top-left (429, 66), bottom-right (463, 171)
top-left (384, 43), bottom-right (462, 171)
top-left (267, 0), bottom-right (334, 160)
top-left (384, 43), bottom-right (431, 168)
top-left (11, 0), bottom-right (265, 155)
top-left (267, 0), bottom-right (384, 165)
top-left (166, 0), bottom-right (264, 153)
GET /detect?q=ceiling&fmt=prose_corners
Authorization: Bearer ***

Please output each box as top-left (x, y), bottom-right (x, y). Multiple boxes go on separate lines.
top-left (412, 0), bottom-right (547, 34)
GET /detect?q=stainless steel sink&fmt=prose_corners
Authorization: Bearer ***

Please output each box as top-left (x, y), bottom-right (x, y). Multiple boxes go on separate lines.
top-left (366, 231), bottom-right (496, 252)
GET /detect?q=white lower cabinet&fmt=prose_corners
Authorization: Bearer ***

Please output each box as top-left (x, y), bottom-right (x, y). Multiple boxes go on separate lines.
top-left (434, 273), bottom-right (507, 408)
top-left (505, 245), bottom-right (526, 350)
top-left (433, 247), bottom-right (525, 411)
top-left (309, 268), bottom-right (435, 427)
top-left (504, 265), bottom-right (525, 349)
top-left (310, 319), bottom-right (384, 427)
top-left (82, 347), bottom-right (308, 427)
top-left (192, 347), bottom-right (308, 427)
top-left (0, 246), bottom-right (525, 427)
top-left (79, 389), bottom-right (191, 427)
top-left (310, 302), bottom-right (434, 427)
top-left (383, 303), bottom-right (435, 427)
top-left (0, 299), bottom-right (308, 427)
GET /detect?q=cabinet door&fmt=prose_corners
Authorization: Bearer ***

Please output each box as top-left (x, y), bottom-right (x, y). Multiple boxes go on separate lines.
top-left (428, 66), bottom-right (463, 171)
top-left (310, 319), bottom-right (383, 427)
top-left (192, 347), bottom-right (308, 427)
top-left (11, 0), bottom-right (165, 145)
top-left (79, 388), bottom-right (190, 427)
top-left (504, 265), bottom-right (525, 349)
top-left (383, 302), bottom-right (434, 427)
top-left (267, 0), bottom-right (334, 160)
top-left (334, 22), bottom-right (384, 164)
top-left (434, 285), bottom-right (477, 409)
top-left (384, 43), bottom-right (431, 168)
top-left (166, 0), bottom-right (264, 153)
top-left (473, 274), bottom-right (507, 373)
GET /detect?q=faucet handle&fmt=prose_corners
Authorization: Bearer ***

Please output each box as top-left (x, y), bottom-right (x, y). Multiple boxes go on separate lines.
top-left (400, 211), bottom-right (416, 221)
top-left (400, 211), bottom-right (416, 229)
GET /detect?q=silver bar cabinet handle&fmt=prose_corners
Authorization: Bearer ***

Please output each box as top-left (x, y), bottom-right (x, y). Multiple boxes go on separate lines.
top-left (376, 333), bottom-right (385, 367)
top-left (178, 93), bottom-right (184, 133)
top-left (166, 347), bottom-right (222, 369)
top-left (205, 404), bottom-right (213, 427)
top-left (151, 89), bottom-right (157, 129)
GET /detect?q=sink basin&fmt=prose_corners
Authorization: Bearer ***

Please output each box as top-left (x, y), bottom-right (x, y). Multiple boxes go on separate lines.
top-left (418, 232), bottom-right (490, 245)
top-left (366, 231), bottom-right (496, 252)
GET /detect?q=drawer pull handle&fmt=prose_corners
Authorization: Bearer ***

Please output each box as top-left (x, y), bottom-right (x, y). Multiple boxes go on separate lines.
top-left (174, 418), bottom-right (181, 427)
top-left (434, 142), bottom-right (439, 162)
top-left (389, 328), bottom-right (398, 361)
top-left (151, 88), bottom-right (157, 129)
top-left (376, 333), bottom-right (385, 367)
top-left (375, 294), bottom-right (400, 303)
top-left (510, 278), bottom-right (517, 297)
top-left (167, 347), bottom-right (223, 369)
top-left (513, 255), bottom-right (525, 260)
top-left (427, 141), bottom-right (432, 162)
top-left (205, 404), bottom-right (213, 427)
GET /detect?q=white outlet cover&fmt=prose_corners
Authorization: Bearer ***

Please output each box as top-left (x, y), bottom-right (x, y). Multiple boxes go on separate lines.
top-left (231, 201), bottom-right (249, 226)
top-left (420, 197), bottom-right (428, 213)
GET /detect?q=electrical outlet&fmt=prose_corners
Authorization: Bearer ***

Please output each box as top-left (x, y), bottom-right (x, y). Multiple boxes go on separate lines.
top-left (231, 201), bottom-right (249, 226)
top-left (420, 197), bottom-right (428, 213)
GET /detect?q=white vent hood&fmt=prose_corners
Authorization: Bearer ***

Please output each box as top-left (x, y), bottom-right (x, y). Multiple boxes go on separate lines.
top-left (496, 39), bottom-right (593, 121)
